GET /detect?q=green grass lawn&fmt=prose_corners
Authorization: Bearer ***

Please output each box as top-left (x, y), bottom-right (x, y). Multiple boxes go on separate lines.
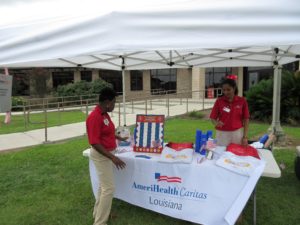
top-left (0, 119), bottom-right (299, 225)
top-left (0, 110), bottom-right (86, 134)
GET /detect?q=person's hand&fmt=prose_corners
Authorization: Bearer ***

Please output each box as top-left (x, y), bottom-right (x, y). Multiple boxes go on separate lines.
top-left (111, 156), bottom-right (126, 170)
top-left (216, 120), bottom-right (224, 128)
top-left (241, 137), bottom-right (248, 146)
top-left (119, 136), bottom-right (129, 142)
top-left (116, 135), bottom-right (129, 142)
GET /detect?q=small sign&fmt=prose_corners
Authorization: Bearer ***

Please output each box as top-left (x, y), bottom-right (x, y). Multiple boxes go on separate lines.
top-left (133, 114), bottom-right (165, 153)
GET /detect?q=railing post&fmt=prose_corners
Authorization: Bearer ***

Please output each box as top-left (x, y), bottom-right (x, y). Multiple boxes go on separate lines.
top-left (27, 110), bottom-right (30, 128)
top-left (62, 97), bottom-right (64, 112)
top-left (131, 100), bottom-right (134, 113)
top-left (186, 97), bottom-right (189, 113)
top-left (58, 102), bottom-right (61, 125)
top-left (43, 99), bottom-right (48, 143)
top-left (167, 95), bottom-right (170, 117)
top-left (145, 99), bottom-right (148, 114)
top-left (23, 101), bottom-right (27, 130)
top-left (85, 99), bottom-right (89, 119)
top-left (118, 102), bottom-right (121, 127)
top-left (202, 89), bottom-right (205, 110)
top-left (166, 95), bottom-right (168, 107)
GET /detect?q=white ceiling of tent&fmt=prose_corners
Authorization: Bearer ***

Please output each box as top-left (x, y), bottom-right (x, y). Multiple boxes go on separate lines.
top-left (2, 47), bottom-right (299, 70)
top-left (0, 0), bottom-right (300, 70)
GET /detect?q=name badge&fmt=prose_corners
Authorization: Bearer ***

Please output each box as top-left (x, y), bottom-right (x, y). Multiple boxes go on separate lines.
top-left (104, 118), bottom-right (109, 126)
top-left (223, 106), bottom-right (230, 113)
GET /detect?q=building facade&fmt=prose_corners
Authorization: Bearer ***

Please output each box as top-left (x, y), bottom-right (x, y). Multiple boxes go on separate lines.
top-left (3, 61), bottom-right (299, 98)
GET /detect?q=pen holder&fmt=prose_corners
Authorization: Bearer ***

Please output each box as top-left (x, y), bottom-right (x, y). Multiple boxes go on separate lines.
top-left (195, 130), bottom-right (202, 153)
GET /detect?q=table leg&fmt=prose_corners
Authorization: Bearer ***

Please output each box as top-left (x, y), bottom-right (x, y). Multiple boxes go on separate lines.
top-left (253, 187), bottom-right (256, 225)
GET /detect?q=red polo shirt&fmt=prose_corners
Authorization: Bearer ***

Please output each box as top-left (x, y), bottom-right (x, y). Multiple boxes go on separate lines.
top-left (86, 105), bottom-right (116, 151)
top-left (210, 95), bottom-right (250, 131)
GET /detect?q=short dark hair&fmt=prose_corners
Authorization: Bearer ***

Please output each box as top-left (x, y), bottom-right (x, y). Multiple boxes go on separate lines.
top-left (99, 87), bottom-right (117, 102)
top-left (221, 78), bottom-right (238, 95)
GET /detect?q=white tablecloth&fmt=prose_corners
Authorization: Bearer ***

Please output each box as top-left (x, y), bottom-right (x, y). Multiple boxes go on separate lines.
top-left (85, 147), bottom-right (266, 225)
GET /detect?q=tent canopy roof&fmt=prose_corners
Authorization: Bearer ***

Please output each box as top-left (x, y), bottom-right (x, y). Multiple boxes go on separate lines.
top-left (1, 0), bottom-right (300, 70)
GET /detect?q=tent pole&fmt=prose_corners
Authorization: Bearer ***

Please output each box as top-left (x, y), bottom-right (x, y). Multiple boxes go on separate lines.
top-left (121, 57), bottom-right (126, 126)
top-left (270, 64), bottom-right (284, 140)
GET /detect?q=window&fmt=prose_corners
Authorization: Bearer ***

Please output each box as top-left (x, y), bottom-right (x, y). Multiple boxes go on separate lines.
top-left (80, 71), bottom-right (92, 82)
top-left (205, 67), bottom-right (232, 89)
top-left (99, 70), bottom-right (122, 93)
top-left (11, 72), bottom-right (30, 96)
top-left (130, 70), bottom-right (143, 91)
top-left (150, 69), bottom-right (177, 95)
top-left (244, 61), bottom-right (299, 91)
top-left (205, 67), bottom-right (232, 97)
top-left (52, 71), bottom-right (74, 88)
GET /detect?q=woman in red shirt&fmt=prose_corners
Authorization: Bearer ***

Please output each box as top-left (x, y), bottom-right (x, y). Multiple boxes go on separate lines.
top-left (210, 79), bottom-right (250, 146)
top-left (86, 87), bottom-right (127, 225)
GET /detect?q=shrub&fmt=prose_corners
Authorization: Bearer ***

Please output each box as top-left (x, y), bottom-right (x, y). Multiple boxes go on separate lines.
top-left (246, 70), bottom-right (300, 124)
top-left (55, 79), bottom-right (112, 97)
top-left (90, 79), bottom-right (113, 95)
top-left (11, 96), bottom-right (25, 111)
top-left (246, 79), bottom-right (273, 122)
top-left (56, 81), bottom-right (91, 97)
top-left (188, 110), bottom-right (205, 119)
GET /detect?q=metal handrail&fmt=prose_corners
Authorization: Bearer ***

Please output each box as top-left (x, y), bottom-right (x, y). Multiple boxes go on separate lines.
top-left (8, 88), bottom-right (220, 142)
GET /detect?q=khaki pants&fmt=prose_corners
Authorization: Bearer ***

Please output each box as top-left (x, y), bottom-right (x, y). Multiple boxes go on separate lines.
top-left (90, 148), bottom-right (115, 225)
top-left (216, 128), bottom-right (244, 147)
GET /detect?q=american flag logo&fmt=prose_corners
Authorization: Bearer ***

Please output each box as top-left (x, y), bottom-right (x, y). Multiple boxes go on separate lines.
top-left (206, 139), bottom-right (217, 150)
top-left (155, 173), bottom-right (182, 183)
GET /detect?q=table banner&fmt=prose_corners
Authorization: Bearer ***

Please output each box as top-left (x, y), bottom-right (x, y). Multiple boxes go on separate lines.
top-left (89, 150), bottom-right (265, 225)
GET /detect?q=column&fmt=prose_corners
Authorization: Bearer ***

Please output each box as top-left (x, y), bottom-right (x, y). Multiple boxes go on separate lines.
top-left (74, 70), bottom-right (80, 82)
top-left (92, 70), bottom-right (99, 81)
top-left (237, 67), bottom-right (244, 96)
top-left (192, 67), bottom-right (205, 99)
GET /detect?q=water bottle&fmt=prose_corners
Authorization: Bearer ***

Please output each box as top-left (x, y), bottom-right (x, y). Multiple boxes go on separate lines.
top-left (199, 133), bottom-right (207, 155)
top-left (259, 134), bottom-right (269, 144)
top-left (200, 140), bottom-right (207, 155)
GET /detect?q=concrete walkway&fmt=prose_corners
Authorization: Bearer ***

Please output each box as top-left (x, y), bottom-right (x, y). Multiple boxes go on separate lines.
top-left (0, 98), bottom-right (215, 153)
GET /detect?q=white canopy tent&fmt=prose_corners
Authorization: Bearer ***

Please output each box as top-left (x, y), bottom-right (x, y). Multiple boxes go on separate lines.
top-left (1, 0), bottom-right (300, 134)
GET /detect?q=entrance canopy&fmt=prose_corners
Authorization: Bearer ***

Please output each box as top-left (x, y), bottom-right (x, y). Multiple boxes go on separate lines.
top-left (0, 0), bottom-right (300, 69)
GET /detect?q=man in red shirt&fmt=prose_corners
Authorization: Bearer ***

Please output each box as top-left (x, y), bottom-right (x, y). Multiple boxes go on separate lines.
top-left (210, 79), bottom-right (250, 146)
top-left (86, 87), bottom-right (126, 225)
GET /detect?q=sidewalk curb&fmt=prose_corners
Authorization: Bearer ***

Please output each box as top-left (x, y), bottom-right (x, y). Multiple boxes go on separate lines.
top-left (0, 134), bottom-right (87, 154)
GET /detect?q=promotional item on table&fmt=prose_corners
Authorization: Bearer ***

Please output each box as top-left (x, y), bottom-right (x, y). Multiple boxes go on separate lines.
top-left (226, 143), bottom-right (260, 159)
top-left (116, 126), bottom-right (131, 146)
top-left (215, 151), bottom-right (265, 176)
top-left (115, 120), bottom-right (265, 176)
top-left (133, 114), bottom-right (165, 153)
top-left (159, 146), bottom-right (194, 164)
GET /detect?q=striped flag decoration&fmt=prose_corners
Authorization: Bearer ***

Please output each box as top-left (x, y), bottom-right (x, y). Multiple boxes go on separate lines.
top-left (155, 173), bottom-right (182, 183)
top-left (133, 114), bottom-right (164, 153)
